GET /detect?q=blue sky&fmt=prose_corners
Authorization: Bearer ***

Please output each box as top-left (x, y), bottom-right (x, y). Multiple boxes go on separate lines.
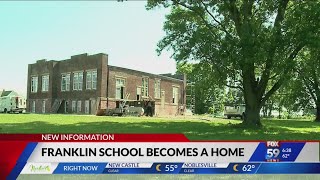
top-left (0, 1), bottom-right (175, 96)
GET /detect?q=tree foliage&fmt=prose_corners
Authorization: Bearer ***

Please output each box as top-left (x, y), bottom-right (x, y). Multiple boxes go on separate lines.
top-left (177, 62), bottom-right (226, 115)
top-left (147, 0), bottom-right (320, 127)
top-left (296, 47), bottom-right (320, 121)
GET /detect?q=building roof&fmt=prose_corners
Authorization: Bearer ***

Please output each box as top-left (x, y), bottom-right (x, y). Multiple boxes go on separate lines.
top-left (1, 91), bottom-right (13, 97)
top-left (108, 65), bottom-right (184, 82)
top-left (30, 53), bottom-right (185, 83)
top-left (159, 73), bottom-right (184, 80)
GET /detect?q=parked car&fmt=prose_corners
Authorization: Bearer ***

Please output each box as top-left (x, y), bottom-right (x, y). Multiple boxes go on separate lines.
top-left (224, 104), bottom-right (245, 119)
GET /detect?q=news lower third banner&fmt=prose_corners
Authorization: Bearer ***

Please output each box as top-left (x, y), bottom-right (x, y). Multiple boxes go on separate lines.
top-left (0, 134), bottom-right (319, 179)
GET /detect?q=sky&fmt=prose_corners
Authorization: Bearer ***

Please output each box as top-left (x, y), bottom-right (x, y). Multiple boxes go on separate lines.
top-left (0, 1), bottom-right (175, 96)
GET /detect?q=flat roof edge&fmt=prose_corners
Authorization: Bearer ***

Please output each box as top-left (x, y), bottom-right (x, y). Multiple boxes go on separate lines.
top-left (108, 65), bottom-right (183, 82)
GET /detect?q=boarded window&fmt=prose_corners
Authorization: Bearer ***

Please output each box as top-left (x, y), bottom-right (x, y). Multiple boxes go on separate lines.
top-left (64, 101), bottom-right (69, 113)
top-left (85, 100), bottom-right (90, 114)
top-left (77, 101), bottom-right (82, 113)
top-left (32, 101), bottom-right (36, 113)
top-left (42, 100), bottom-right (46, 113)
top-left (72, 101), bottom-right (76, 112)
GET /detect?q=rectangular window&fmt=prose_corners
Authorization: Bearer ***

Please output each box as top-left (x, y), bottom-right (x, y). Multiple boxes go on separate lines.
top-left (86, 72), bottom-right (92, 90)
top-left (172, 86), bottom-right (179, 104)
top-left (66, 74), bottom-right (70, 91)
top-left (85, 100), bottom-right (90, 114)
top-left (116, 78), bottom-right (126, 99)
top-left (77, 101), bottom-right (82, 113)
top-left (73, 73), bottom-right (78, 90)
top-left (154, 79), bottom-right (161, 99)
top-left (86, 70), bottom-right (97, 90)
top-left (72, 101), bottom-right (76, 112)
top-left (73, 72), bottom-right (83, 91)
top-left (42, 100), bottom-right (46, 113)
top-left (61, 74), bottom-right (70, 91)
top-left (142, 77), bottom-right (149, 97)
top-left (42, 75), bottom-right (49, 92)
top-left (79, 73), bottom-right (83, 90)
top-left (92, 70), bottom-right (97, 90)
top-left (32, 101), bottom-right (36, 113)
top-left (31, 76), bottom-right (38, 93)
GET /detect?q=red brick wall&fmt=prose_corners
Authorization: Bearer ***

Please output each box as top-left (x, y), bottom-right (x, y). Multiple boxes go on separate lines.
top-left (108, 66), bottom-right (185, 116)
top-left (108, 66), bottom-right (184, 105)
top-left (27, 53), bottom-right (185, 116)
top-left (27, 53), bottom-right (108, 114)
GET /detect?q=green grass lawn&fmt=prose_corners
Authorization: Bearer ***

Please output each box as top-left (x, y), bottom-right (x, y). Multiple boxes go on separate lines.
top-left (0, 114), bottom-right (319, 140)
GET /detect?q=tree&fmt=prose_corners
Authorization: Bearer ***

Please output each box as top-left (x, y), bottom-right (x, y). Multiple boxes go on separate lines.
top-left (270, 81), bottom-right (300, 119)
top-left (268, 56), bottom-right (320, 120)
top-left (147, 0), bottom-right (320, 127)
top-left (297, 48), bottom-right (320, 121)
top-left (177, 62), bottom-right (225, 115)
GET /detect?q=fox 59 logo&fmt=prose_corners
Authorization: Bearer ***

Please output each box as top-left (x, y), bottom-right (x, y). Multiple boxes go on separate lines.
top-left (265, 141), bottom-right (280, 162)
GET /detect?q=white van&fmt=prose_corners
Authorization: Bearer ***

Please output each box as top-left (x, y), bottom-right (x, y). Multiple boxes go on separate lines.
top-left (0, 90), bottom-right (26, 113)
top-left (224, 104), bottom-right (245, 119)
